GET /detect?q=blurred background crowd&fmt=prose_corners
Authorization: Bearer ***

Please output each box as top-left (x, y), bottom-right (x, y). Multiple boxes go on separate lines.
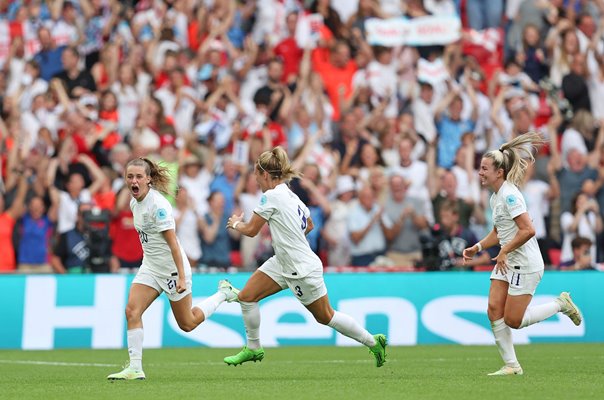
top-left (0, 0), bottom-right (603, 274)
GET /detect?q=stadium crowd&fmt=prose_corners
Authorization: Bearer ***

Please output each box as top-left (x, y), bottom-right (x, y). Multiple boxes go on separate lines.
top-left (0, 0), bottom-right (603, 273)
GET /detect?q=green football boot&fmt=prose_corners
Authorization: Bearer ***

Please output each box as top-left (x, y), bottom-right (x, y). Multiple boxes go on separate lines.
top-left (369, 334), bottom-right (387, 367)
top-left (224, 346), bottom-right (265, 366)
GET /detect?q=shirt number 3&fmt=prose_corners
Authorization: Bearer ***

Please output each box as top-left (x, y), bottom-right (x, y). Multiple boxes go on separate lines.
top-left (297, 206), bottom-right (307, 231)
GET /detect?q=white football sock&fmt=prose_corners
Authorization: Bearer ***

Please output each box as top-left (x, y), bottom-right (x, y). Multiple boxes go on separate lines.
top-left (491, 318), bottom-right (519, 367)
top-left (327, 311), bottom-right (376, 347)
top-left (240, 301), bottom-right (261, 350)
top-left (127, 328), bottom-right (143, 371)
top-left (194, 292), bottom-right (227, 320)
top-left (519, 302), bottom-right (561, 329)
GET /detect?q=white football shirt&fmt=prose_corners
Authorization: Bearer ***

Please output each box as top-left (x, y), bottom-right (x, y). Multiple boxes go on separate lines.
top-left (131, 188), bottom-right (190, 277)
top-left (490, 181), bottom-right (544, 273)
top-left (254, 183), bottom-right (322, 278)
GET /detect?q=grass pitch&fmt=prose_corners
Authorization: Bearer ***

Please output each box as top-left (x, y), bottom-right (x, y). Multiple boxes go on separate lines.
top-left (0, 344), bottom-right (601, 400)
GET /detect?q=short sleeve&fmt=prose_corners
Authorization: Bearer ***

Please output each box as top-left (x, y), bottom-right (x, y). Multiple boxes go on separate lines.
top-left (152, 198), bottom-right (175, 232)
top-left (504, 191), bottom-right (526, 219)
top-left (254, 193), bottom-right (276, 221)
top-left (347, 206), bottom-right (366, 232)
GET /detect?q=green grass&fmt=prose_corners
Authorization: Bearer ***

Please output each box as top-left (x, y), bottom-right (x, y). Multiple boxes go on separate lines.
top-left (0, 344), bottom-right (602, 400)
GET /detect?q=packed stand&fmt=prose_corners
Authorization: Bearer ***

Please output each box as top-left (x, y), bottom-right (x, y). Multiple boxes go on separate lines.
top-left (0, 0), bottom-right (603, 273)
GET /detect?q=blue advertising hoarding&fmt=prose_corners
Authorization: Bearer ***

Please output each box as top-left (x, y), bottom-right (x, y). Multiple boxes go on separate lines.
top-left (0, 272), bottom-right (600, 350)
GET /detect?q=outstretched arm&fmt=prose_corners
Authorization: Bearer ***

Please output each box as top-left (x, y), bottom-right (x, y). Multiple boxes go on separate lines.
top-left (227, 212), bottom-right (267, 237)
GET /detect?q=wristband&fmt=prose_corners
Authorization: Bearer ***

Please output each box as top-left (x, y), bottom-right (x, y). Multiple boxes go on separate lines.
top-left (233, 221), bottom-right (240, 230)
top-left (476, 242), bottom-right (483, 252)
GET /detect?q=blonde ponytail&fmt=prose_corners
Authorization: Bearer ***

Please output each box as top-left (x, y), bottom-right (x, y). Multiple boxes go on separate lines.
top-left (483, 131), bottom-right (546, 187)
top-left (256, 146), bottom-right (302, 182)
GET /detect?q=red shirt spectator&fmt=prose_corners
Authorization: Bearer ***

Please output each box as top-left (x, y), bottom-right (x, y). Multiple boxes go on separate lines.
top-left (273, 12), bottom-right (303, 84)
top-left (312, 30), bottom-right (357, 121)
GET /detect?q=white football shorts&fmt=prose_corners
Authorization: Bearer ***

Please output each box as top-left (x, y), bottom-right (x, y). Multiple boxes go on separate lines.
top-left (132, 267), bottom-right (192, 302)
top-left (259, 256), bottom-right (327, 306)
top-left (490, 267), bottom-right (543, 296)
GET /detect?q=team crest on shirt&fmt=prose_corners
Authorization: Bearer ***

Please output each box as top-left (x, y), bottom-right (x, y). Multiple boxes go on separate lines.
top-left (506, 195), bottom-right (517, 206)
top-left (260, 195), bottom-right (267, 205)
top-left (157, 208), bottom-right (167, 220)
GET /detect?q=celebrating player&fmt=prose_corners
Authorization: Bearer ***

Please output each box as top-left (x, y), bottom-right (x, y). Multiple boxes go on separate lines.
top-left (463, 132), bottom-right (582, 376)
top-left (225, 147), bottom-right (387, 367)
top-left (107, 158), bottom-right (238, 380)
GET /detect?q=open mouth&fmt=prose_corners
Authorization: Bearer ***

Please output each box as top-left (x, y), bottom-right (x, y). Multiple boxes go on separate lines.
top-left (131, 185), bottom-right (140, 196)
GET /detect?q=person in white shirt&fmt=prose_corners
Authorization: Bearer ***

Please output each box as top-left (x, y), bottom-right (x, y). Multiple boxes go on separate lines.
top-left (224, 147), bottom-right (387, 367)
top-left (463, 132), bottom-right (583, 376)
top-left (107, 158), bottom-right (239, 381)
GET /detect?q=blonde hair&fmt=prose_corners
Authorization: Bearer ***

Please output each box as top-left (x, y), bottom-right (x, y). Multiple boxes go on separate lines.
top-left (256, 146), bottom-right (301, 182)
top-left (483, 131), bottom-right (545, 187)
top-left (126, 157), bottom-right (173, 195)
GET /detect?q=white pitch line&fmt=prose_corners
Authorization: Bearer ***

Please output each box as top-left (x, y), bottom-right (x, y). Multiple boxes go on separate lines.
top-left (0, 360), bottom-right (118, 367)
top-left (0, 359), bottom-right (387, 368)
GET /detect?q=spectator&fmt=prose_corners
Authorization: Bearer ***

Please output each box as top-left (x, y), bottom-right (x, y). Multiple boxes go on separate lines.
top-left (291, 163), bottom-right (332, 255)
top-left (434, 83), bottom-right (477, 169)
top-left (47, 0), bottom-right (81, 47)
top-left (273, 12), bottom-right (304, 85)
top-left (79, 0), bottom-right (115, 69)
top-left (332, 111), bottom-right (368, 173)
top-left (547, 26), bottom-right (580, 88)
top-left (50, 202), bottom-right (94, 273)
top-left (562, 53), bottom-right (591, 113)
top-left (16, 194), bottom-right (57, 273)
top-left (466, 0), bottom-right (503, 30)
top-left (235, 168), bottom-right (263, 270)
top-left (109, 186), bottom-right (143, 272)
top-left (412, 80), bottom-right (438, 147)
top-left (54, 46), bottom-right (97, 98)
top-left (521, 162), bottom-right (559, 265)
top-left (12, 60), bottom-right (49, 113)
top-left (199, 191), bottom-right (236, 269)
top-left (209, 155), bottom-right (240, 217)
top-left (552, 146), bottom-right (599, 214)
top-left (382, 174), bottom-right (429, 269)
top-left (0, 171), bottom-right (28, 272)
top-left (323, 175), bottom-right (356, 267)
top-left (179, 152), bottom-right (213, 217)
top-left (347, 185), bottom-right (388, 266)
top-left (388, 137), bottom-right (431, 216)
top-left (111, 63), bottom-right (141, 136)
top-left (49, 153), bottom-right (106, 234)
top-left (174, 186), bottom-right (202, 268)
top-left (33, 26), bottom-right (66, 81)
top-left (312, 40), bottom-right (358, 121)
top-left (426, 141), bottom-right (474, 227)
top-left (559, 236), bottom-right (598, 271)
top-left (427, 199), bottom-right (491, 271)
top-left (154, 67), bottom-right (201, 136)
top-left (560, 191), bottom-right (602, 264)
top-left (515, 23), bottom-right (549, 84)
top-left (91, 43), bottom-right (119, 92)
